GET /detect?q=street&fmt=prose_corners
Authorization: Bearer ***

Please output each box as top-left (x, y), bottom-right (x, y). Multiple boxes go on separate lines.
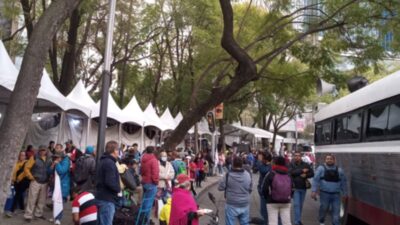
top-left (198, 174), bottom-right (331, 225)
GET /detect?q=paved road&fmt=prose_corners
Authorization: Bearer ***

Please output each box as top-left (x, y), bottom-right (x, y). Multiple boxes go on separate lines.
top-left (198, 174), bottom-right (332, 225)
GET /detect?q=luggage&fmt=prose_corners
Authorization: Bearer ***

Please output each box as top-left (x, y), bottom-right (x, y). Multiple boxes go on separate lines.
top-left (3, 185), bottom-right (15, 212)
top-left (113, 205), bottom-right (138, 225)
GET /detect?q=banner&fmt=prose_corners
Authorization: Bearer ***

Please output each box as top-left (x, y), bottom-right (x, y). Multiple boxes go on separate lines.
top-left (53, 171), bottom-right (63, 220)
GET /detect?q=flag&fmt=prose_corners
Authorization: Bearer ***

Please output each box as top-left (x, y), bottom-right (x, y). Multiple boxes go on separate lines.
top-left (52, 171), bottom-right (63, 220)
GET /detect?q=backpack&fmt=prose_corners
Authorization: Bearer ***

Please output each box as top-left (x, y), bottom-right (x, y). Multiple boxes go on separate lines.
top-left (270, 171), bottom-right (292, 203)
top-left (321, 165), bottom-right (340, 182)
top-left (74, 155), bottom-right (90, 184)
top-left (120, 169), bottom-right (137, 191)
top-left (175, 161), bottom-right (187, 176)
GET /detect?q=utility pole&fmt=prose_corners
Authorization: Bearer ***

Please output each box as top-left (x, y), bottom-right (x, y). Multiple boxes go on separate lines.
top-left (96, 0), bottom-right (116, 162)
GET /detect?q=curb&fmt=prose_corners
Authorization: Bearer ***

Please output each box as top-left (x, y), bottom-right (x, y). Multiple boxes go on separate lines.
top-left (196, 177), bottom-right (220, 199)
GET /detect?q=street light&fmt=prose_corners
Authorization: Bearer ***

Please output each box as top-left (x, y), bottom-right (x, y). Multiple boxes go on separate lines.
top-left (96, 0), bottom-right (116, 162)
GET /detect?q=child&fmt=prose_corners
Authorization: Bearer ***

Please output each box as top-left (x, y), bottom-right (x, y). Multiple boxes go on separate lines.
top-left (71, 186), bottom-right (97, 225)
top-left (159, 198), bottom-right (172, 225)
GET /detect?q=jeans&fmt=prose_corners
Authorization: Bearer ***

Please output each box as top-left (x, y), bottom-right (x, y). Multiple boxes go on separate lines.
top-left (225, 204), bottom-right (250, 225)
top-left (319, 192), bottom-right (341, 225)
top-left (218, 165), bottom-right (223, 175)
top-left (259, 194), bottom-right (268, 225)
top-left (293, 189), bottom-right (307, 225)
top-left (96, 199), bottom-right (116, 225)
top-left (137, 184), bottom-right (158, 224)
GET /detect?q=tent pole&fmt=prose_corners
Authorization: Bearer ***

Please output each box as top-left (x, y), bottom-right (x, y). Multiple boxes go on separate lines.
top-left (118, 123), bottom-right (122, 145)
top-left (86, 113), bottom-right (91, 147)
top-left (141, 123), bottom-right (145, 153)
top-left (57, 112), bottom-right (65, 144)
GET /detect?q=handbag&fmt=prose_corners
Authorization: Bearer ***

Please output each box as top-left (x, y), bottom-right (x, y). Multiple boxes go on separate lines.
top-left (120, 169), bottom-right (137, 191)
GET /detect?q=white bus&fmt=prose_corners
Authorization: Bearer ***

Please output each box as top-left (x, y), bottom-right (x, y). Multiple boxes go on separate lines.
top-left (314, 71), bottom-right (400, 225)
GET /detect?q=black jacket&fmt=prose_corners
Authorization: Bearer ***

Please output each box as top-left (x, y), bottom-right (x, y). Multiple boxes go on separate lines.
top-left (95, 154), bottom-right (121, 204)
top-left (288, 161), bottom-right (314, 189)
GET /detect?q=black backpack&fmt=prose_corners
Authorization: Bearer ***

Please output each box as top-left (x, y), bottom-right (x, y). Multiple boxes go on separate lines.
top-left (321, 165), bottom-right (340, 182)
top-left (74, 155), bottom-right (91, 184)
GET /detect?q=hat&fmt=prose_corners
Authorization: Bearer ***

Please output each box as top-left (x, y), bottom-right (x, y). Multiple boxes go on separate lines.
top-left (38, 145), bottom-right (47, 151)
top-left (176, 174), bottom-right (191, 185)
top-left (185, 156), bottom-right (191, 160)
top-left (85, 146), bottom-right (94, 154)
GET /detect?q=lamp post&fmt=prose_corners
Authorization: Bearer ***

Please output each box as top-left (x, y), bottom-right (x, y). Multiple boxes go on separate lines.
top-left (96, 0), bottom-right (116, 162)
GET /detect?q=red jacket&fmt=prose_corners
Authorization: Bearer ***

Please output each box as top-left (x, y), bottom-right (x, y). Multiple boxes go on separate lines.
top-left (141, 153), bottom-right (160, 185)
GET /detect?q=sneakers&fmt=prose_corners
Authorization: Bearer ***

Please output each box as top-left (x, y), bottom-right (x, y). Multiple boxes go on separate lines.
top-left (320, 223), bottom-right (325, 225)
top-left (55, 219), bottom-right (61, 225)
top-left (4, 211), bottom-right (13, 218)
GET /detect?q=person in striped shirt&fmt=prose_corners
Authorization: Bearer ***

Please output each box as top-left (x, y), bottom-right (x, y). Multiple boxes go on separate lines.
top-left (72, 186), bottom-right (98, 225)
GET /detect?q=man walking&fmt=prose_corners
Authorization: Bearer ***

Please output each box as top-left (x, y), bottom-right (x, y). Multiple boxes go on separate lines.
top-left (289, 151), bottom-right (314, 225)
top-left (218, 157), bottom-right (252, 225)
top-left (24, 145), bottom-right (52, 222)
top-left (95, 141), bottom-right (121, 225)
top-left (312, 154), bottom-right (347, 225)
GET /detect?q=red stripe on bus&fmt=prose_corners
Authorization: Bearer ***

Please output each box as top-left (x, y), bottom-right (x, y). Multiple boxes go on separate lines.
top-left (347, 197), bottom-right (400, 225)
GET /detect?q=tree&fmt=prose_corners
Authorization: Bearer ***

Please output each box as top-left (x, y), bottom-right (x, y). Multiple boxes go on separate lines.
top-left (0, 0), bottom-right (81, 212)
top-left (164, 0), bottom-right (400, 150)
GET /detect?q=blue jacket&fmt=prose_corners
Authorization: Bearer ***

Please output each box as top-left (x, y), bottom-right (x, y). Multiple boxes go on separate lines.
top-left (95, 154), bottom-right (121, 204)
top-left (312, 164), bottom-right (347, 195)
top-left (55, 157), bottom-right (71, 199)
top-left (256, 161), bottom-right (271, 195)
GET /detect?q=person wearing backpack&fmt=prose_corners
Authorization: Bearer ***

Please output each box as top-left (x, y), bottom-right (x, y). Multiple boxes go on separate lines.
top-left (262, 156), bottom-right (292, 225)
top-left (311, 154), bottom-right (347, 225)
top-left (289, 151), bottom-right (314, 225)
top-left (6, 151), bottom-right (30, 217)
top-left (255, 151), bottom-right (272, 225)
top-left (218, 157), bottom-right (252, 225)
top-left (74, 146), bottom-right (96, 193)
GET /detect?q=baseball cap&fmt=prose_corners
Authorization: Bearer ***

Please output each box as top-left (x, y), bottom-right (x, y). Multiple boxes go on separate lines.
top-left (176, 174), bottom-right (191, 185)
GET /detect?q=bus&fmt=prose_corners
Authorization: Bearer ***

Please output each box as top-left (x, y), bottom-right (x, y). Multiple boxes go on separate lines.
top-left (314, 71), bottom-right (400, 225)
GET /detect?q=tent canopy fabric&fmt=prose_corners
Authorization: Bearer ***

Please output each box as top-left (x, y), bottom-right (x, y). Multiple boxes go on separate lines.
top-left (121, 96), bottom-right (145, 126)
top-left (225, 123), bottom-right (284, 140)
top-left (66, 80), bottom-right (96, 117)
top-left (160, 108), bottom-right (177, 129)
top-left (0, 41), bottom-right (91, 115)
top-left (92, 93), bottom-right (127, 123)
top-left (143, 103), bottom-right (173, 131)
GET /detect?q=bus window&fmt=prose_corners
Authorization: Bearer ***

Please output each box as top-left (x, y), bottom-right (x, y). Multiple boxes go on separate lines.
top-left (334, 113), bottom-right (361, 143)
top-left (388, 102), bottom-right (400, 136)
top-left (346, 113), bottom-right (362, 139)
top-left (366, 104), bottom-right (390, 138)
top-left (315, 121), bottom-right (332, 145)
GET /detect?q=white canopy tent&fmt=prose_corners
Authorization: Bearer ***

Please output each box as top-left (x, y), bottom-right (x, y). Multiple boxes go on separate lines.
top-left (160, 108), bottom-right (177, 130)
top-left (143, 103), bottom-right (173, 131)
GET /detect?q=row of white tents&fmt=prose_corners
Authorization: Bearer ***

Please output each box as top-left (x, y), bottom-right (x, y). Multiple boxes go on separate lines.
top-left (0, 41), bottom-right (286, 152)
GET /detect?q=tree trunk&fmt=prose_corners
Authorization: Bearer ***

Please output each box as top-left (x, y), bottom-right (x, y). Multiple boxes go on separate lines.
top-left (218, 119), bottom-right (225, 153)
top-left (59, 8), bottom-right (81, 95)
top-left (0, 0), bottom-right (81, 213)
top-left (164, 0), bottom-right (257, 151)
top-left (20, 0), bottom-right (34, 39)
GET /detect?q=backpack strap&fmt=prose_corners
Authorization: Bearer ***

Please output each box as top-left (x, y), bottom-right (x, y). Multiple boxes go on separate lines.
top-left (224, 172), bottom-right (229, 199)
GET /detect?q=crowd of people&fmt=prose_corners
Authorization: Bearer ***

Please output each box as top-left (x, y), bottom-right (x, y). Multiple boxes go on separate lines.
top-left (4, 140), bottom-right (348, 225)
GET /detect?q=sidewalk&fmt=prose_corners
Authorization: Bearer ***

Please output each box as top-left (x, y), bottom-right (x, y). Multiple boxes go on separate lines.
top-left (1, 176), bottom-right (221, 225)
